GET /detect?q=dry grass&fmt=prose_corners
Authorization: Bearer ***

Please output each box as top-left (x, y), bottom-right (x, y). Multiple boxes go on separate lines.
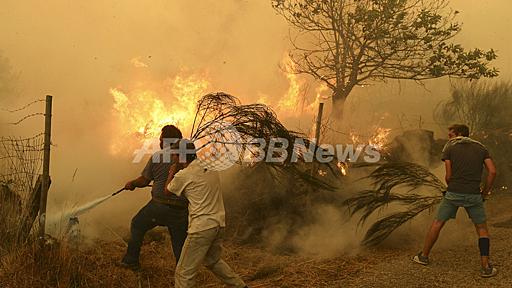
top-left (0, 230), bottom-right (373, 288)
top-left (3, 192), bottom-right (512, 287)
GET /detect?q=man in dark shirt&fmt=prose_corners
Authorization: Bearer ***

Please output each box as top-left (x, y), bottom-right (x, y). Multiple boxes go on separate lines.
top-left (120, 125), bottom-right (189, 270)
top-left (412, 124), bottom-right (498, 278)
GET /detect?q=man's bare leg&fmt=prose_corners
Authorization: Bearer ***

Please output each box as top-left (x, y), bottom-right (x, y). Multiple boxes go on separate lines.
top-left (422, 219), bottom-right (446, 257)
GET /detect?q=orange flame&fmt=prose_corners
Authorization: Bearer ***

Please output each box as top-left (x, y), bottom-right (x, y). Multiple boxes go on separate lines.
top-left (110, 74), bottom-right (209, 155)
top-left (277, 54), bottom-right (300, 112)
top-left (369, 127), bottom-right (391, 150)
top-left (350, 126), bottom-right (391, 150)
top-left (337, 161), bottom-right (348, 176)
top-left (274, 54), bottom-right (331, 139)
top-left (110, 54), bottom-right (332, 157)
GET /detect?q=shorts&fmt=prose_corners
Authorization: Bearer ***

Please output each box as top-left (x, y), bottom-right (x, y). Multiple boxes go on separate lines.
top-left (436, 191), bottom-right (487, 224)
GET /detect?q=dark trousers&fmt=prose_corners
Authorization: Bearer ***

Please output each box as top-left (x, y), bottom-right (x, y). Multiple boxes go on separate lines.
top-left (123, 200), bottom-right (188, 264)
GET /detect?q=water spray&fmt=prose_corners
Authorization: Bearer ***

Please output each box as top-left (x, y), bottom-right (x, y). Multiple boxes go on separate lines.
top-left (65, 187), bottom-right (127, 218)
top-left (47, 186), bottom-right (148, 233)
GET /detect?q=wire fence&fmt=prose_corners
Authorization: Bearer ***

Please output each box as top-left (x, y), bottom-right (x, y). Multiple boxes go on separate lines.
top-left (0, 133), bottom-right (44, 197)
top-left (0, 99), bottom-right (45, 247)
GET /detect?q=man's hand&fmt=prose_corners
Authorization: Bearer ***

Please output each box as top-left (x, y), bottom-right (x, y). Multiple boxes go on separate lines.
top-left (481, 185), bottom-right (493, 197)
top-left (124, 176), bottom-right (151, 191)
top-left (170, 163), bottom-right (184, 174)
top-left (482, 158), bottom-right (497, 199)
top-left (165, 163), bottom-right (182, 195)
top-left (481, 187), bottom-right (492, 201)
top-left (124, 180), bottom-right (136, 191)
top-left (169, 163), bottom-right (178, 176)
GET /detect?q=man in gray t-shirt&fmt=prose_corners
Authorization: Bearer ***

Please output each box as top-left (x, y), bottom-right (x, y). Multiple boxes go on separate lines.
top-left (120, 125), bottom-right (188, 270)
top-left (142, 147), bottom-right (189, 204)
top-left (442, 137), bottom-right (491, 194)
top-left (412, 124), bottom-right (498, 278)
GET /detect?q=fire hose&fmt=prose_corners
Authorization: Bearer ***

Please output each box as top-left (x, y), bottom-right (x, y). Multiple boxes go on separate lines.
top-left (111, 187), bottom-right (126, 196)
top-left (111, 185), bottom-right (152, 196)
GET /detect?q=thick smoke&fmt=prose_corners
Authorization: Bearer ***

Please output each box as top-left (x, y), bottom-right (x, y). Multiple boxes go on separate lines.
top-left (0, 0), bottom-right (511, 256)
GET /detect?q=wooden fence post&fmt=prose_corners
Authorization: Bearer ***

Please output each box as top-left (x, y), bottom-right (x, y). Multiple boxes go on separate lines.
top-left (311, 102), bottom-right (324, 176)
top-left (38, 95), bottom-right (52, 239)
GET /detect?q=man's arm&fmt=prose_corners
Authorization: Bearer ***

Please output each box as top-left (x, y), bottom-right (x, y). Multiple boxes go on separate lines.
top-left (482, 158), bottom-right (497, 195)
top-left (166, 165), bottom-right (188, 197)
top-left (164, 163), bottom-right (180, 195)
top-left (444, 159), bottom-right (452, 185)
top-left (124, 176), bottom-right (151, 191)
top-left (125, 157), bottom-right (154, 191)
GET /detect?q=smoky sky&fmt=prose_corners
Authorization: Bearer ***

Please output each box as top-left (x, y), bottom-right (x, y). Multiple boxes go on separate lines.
top-left (0, 0), bottom-right (510, 229)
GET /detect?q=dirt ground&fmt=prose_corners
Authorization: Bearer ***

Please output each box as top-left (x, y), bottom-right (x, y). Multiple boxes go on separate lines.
top-left (2, 193), bottom-right (511, 288)
top-left (337, 192), bottom-right (512, 288)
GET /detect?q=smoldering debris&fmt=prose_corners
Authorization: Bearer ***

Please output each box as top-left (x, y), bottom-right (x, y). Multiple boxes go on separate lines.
top-left (383, 129), bottom-right (445, 168)
top-left (224, 128), bottom-right (454, 253)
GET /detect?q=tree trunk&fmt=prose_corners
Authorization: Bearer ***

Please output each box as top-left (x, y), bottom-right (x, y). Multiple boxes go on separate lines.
top-left (330, 88), bottom-right (350, 143)
top-left (332, 89), bottom-right (347, 121)
top-left (332, 97), bottom-right (345, 120)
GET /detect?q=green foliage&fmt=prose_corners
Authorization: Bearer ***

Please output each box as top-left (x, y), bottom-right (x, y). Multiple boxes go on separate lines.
top-left (272, 0), bottom-right (498, 103)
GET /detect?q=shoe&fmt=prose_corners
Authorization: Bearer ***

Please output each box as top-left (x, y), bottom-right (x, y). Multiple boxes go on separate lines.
top-left (117, 260), bottom-right (141, 271)
top-left (412, 252), bottom-right (429, 265)
top-left (480, 265), bottom-right (498, 278)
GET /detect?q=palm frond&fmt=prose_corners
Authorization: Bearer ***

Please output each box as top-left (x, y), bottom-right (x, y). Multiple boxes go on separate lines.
top-left (344, 190), bottom-right (439, 226)
top-left (366, 162), bottom-right (446, 198)
top-left (190, 92), bottom-right (341, 191)
top-left (362, 196), bottom-right (442, 246)
top-left (345, 161), bottom-right (446, 246)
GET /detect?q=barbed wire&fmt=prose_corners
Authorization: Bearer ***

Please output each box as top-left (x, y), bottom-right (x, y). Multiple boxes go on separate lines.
top-left (1, 99), bottom-right (45, 113)
top-left (0, 171), bottom-right (44, 178)
top-left (0, 155), bottom-right (42, 161)
top-left (7, 112), bottom-right (45, 125)
top-left (1, 101), bottom-right (45, 207)
top-left (0, 142), bottom-right (45, 152)
top-left (0, 133), bottom-right (45, 142)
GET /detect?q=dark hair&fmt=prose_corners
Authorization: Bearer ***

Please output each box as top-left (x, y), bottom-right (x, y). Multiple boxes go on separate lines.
top-left (448, 124), bottom-right (470, 137)
top-left (171, 139), bottom-right (197, 163)
top-left (161, 125), bottom-right (183, 139)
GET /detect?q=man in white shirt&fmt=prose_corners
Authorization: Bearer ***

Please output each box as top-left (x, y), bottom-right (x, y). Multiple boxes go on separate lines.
top-left (166, 140), bottom-right (247, 288)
